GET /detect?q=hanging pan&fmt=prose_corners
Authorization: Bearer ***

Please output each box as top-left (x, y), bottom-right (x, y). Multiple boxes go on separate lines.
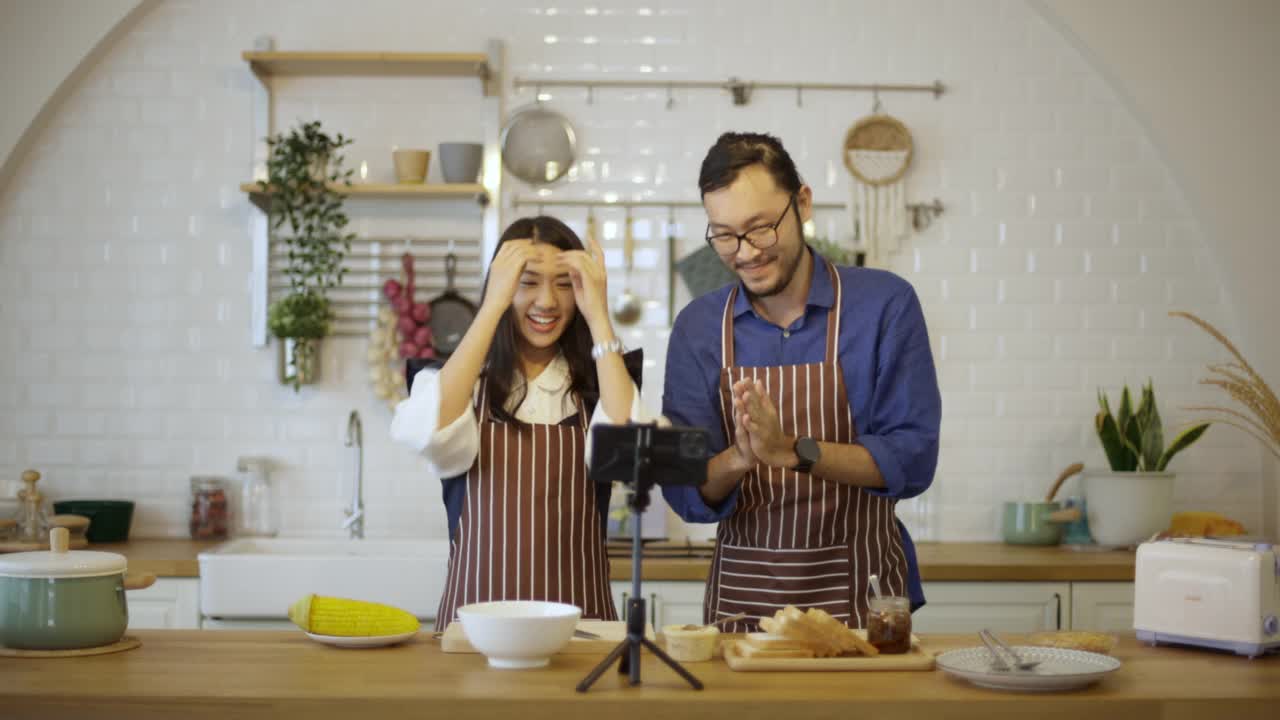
top-left (427, 253), bottom-right (478, 358)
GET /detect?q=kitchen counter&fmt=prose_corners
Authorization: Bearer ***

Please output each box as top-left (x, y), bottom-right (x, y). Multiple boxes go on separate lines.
top-left (107, 539), bottom-right (1136, 582)
top-left (1, 631), bottom-right (1274, 719)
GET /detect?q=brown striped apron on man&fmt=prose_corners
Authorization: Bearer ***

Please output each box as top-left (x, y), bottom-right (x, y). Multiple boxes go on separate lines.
top-left (705, 263), bottom-right (910, 632)
top-left (435, 380), bottom-right (617, 630)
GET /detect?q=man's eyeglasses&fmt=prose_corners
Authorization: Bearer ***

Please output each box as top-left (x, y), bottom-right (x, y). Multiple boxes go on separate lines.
top-left (705, 195), bottom-right (797, 256)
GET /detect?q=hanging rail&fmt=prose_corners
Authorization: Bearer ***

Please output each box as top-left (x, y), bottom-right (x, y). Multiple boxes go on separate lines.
top-left (512, 77), bottom-right (944, 106)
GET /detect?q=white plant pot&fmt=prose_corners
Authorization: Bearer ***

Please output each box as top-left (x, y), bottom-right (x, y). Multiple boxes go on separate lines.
top-left (1082, 471), bottom-right (1175, 547)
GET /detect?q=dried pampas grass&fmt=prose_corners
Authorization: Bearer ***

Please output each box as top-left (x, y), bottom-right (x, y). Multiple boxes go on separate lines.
top-left (1171, 311), bottom-right (1280, 459)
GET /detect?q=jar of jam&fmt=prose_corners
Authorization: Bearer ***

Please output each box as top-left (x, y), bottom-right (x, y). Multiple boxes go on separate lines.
top-left (866, 595), bottom-right (912, 654)
top-left (190, 476), bottom-right (229, 539)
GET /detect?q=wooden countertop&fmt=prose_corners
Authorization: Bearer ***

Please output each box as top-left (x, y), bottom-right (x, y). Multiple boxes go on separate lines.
top-left (1, 631), bottom-right (1274, 719)
top-left (107, 539), bottom-right (1135, 583)
top-left (100, 539), bottom-right (222, 577)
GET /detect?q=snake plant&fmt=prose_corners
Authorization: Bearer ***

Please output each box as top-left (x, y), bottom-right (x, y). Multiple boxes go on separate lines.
top-left (1095, 381), bottom-right (1210, 472)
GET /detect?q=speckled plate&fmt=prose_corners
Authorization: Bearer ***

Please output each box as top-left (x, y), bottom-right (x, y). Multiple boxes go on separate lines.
top-left (936, 645), bottom-right (1121, 692)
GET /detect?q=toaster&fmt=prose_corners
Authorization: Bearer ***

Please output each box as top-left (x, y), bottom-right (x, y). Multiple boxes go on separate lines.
top-left (1134, 538), bottom-right (1280, 657)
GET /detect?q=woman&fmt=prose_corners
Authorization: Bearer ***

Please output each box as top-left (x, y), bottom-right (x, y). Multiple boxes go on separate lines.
top-left (391, 216), bottom-right (644, 630)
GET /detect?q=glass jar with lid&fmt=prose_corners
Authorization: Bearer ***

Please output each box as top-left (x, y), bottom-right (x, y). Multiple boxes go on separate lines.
top-left (866, 595), bottom-right (912, 654)
top-left (189, 476), bottom-right (230, 539)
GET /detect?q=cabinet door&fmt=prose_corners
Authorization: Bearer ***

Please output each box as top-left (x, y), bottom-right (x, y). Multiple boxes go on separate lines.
top-left (127, 578), bottom-right (201, 630)
top-left (650, 581), bottom-right (706, 628)
top-left (610, 581), bottom-right (706, 629)
top-left (913, 582), bottom-right (1070, 634)
top-left (1070, 582), bottom-right (1134, 632)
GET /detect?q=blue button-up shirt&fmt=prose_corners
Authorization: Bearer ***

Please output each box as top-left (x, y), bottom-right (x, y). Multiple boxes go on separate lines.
top-left (661, 250), bottom-right (941, 610)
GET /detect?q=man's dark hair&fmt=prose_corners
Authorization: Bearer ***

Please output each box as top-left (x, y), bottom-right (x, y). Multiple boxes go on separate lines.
top-left (697, 132), bottom-right (803, 197)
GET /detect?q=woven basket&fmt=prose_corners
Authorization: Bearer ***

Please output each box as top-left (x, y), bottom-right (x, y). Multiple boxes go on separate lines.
top-left (843, 114), bottom-right (914, 186)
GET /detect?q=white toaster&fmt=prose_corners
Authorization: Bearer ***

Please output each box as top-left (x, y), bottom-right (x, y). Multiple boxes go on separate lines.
top-left (1134, 538), bottom-right (1280, 657)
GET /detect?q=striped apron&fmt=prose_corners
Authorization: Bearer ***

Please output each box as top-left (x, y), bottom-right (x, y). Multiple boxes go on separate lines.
top-left (435, 380), bottom-right (617, 630)
top-left (705, 263), bottom-right (910, 632)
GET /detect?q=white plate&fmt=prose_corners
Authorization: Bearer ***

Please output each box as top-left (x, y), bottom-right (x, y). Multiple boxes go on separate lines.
top-left (936, 645), bottom-right (1121, 692)
top-left (305, 630), bottom-right (419, 648)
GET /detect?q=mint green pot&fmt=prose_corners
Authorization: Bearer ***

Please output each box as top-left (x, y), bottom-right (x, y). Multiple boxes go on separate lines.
top-left (0, 574), bottom-right (129, 649)
top-left (0, 527), bottom-right (155, 650)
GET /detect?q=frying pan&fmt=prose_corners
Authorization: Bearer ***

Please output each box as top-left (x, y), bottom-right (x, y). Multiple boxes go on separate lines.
top-left (428, 253), bottom-right (477, 358)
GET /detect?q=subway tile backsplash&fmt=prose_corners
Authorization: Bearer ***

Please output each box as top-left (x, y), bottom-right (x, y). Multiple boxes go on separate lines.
top-left (0, 0), bottom-right (1266, 541)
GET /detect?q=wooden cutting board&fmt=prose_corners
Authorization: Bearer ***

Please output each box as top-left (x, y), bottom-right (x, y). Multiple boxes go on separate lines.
top-left (722, 633), bottom-right (935, 672)
top-left (440, 620), bottom-right (653, 655)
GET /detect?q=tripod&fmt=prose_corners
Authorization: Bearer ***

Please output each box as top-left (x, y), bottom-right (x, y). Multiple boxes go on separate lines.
top-left (576, 426), bottom-right (703, 693)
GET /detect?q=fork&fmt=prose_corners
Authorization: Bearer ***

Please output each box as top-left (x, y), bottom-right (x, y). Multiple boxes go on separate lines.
top-left (978, 628), bottom-right (1041, 671)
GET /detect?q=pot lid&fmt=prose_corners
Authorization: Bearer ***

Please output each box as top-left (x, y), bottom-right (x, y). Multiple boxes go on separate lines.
top-left (0, 528), bottom-right (126, 578)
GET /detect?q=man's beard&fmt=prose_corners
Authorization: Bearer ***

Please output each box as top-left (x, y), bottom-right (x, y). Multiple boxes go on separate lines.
top-left (743, 243), bottom-right (805, 300)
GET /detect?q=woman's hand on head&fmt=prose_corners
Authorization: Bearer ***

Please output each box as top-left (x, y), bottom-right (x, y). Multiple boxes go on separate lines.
top-left (481, 239), bottom-right (537, 314)
top-left (556, 233), bottom-right (611, 336)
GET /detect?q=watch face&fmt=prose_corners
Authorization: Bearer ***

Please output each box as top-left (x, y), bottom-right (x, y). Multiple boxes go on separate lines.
top-left (796, 437), bottom-right (821, 464)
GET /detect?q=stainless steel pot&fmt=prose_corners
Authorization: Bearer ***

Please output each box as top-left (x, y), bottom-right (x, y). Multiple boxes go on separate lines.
top-left (0, 527), bottom-right (155, 650)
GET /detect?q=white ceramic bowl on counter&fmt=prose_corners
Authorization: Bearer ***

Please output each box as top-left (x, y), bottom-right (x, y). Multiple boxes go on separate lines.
top-left (456, 601), bottom-right (581, 669)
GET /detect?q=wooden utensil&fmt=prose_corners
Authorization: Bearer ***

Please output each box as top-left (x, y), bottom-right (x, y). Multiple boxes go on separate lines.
top-left (613, 212), bottom-right (642, 325)
top-left (1045, 462), bottom-right (1085, 502)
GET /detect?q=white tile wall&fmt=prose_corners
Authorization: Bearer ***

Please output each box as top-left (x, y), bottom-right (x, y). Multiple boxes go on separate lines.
top-left (0, 0), bottom-right (1267, 541)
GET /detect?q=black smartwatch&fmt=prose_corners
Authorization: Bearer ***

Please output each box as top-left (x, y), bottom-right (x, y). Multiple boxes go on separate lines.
top-left (791, 437), bottom-right (821, 474)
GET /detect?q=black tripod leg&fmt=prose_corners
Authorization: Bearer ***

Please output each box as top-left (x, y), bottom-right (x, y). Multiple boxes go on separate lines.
top-left (640, 637), bottom-right (704, 690)
top-left (576, 638), bottom-right (631, 693)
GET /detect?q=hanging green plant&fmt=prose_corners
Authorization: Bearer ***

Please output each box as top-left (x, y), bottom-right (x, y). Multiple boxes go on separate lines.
top-left (259, 120), bottom-right (355, 390)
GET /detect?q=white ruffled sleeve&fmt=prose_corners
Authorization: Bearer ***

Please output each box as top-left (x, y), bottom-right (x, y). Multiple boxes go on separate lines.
top-left (390, 369), bottom-right (480, 478)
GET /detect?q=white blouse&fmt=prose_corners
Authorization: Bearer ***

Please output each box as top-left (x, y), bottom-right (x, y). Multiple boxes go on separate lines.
top-left (389, 352), bottom-right (650, 478)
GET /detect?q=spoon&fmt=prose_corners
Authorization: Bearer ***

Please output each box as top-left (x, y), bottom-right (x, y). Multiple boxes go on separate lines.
top-left (979, 628), bottom-right (1041, 671)
top-left (679, 611), bottom-right (749, 631)
top-left (869, 573), bottom-right (884, 601)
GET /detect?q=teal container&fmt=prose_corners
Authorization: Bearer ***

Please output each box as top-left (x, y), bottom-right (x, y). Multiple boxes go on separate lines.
top-left (52, 500), bottom-right (134, 543)
top-left (0, 527), bottom-right (154, 650)
top-left (1001, 501), bottom-right (1066, 545)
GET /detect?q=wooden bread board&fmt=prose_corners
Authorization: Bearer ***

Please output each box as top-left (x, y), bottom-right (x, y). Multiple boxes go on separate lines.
top-left (723, 633), bottom-right (934, 671)
top-left (440, 620), bottom-right (653, 655)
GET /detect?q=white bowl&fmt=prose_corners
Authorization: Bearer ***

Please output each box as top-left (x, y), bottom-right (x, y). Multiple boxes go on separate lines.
top-left (456, 601), bottom-right (581, 669)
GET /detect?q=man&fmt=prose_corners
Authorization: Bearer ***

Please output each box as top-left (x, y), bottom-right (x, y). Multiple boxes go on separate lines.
top-left (662, 132), bottom-right (940, 632)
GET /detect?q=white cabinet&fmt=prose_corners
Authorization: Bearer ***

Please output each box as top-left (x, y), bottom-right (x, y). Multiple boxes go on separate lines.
top-left (1071, 582), bottom-right (1135, 632)
top-left (610, 581), bottom-right (706, 629)
top-left (127, 578), bottom-right (201, 630)
top-left (912, 582), bottom-right (1070, 634)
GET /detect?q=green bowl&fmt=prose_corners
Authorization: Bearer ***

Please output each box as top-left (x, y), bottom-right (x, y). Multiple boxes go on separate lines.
top-left (52, 501), bottom-right (134, 543)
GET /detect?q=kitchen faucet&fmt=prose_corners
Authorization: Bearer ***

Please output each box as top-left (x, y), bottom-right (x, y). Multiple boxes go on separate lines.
top-left (342, 410), bottom-right (364, 539)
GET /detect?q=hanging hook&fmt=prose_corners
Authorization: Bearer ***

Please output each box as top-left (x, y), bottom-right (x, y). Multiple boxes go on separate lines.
top-left (871, 86), bottom-right (883, 114)
top-left (795, 84), bottom-right (803, 108)
top-left (666, 83), bottom-right (675, 110)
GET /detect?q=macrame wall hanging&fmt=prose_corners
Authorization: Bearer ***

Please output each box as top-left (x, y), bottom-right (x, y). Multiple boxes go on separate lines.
top-left (843, 98), bottom-right (914, 268)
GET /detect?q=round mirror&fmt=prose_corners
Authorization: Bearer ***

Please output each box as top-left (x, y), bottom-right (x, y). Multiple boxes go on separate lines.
top-left (500, 104), bottom-right (578, 185)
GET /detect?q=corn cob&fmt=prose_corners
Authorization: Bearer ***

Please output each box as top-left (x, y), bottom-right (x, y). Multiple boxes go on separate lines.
top-left (288, 593), bottom-right (420, 637)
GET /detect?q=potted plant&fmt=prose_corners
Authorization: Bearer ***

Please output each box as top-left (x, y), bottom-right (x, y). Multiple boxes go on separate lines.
top-left (1086, 381), bottom-right (1210, 546)
top-left (259, 121), bottom-right (355, 390)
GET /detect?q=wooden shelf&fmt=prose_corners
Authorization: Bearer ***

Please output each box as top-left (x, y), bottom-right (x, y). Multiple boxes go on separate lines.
top-left (242, 51), bottom-right (493, 94)
top-left (241, 182), bottom-right (488, 209)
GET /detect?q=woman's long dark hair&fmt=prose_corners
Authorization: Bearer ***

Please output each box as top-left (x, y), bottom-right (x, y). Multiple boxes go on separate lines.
top-left (481, 216), bottom-right (598, 425)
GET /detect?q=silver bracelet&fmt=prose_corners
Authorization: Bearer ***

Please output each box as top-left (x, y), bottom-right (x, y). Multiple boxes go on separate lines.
top-left (590, 338), bottom-right (625, 360)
